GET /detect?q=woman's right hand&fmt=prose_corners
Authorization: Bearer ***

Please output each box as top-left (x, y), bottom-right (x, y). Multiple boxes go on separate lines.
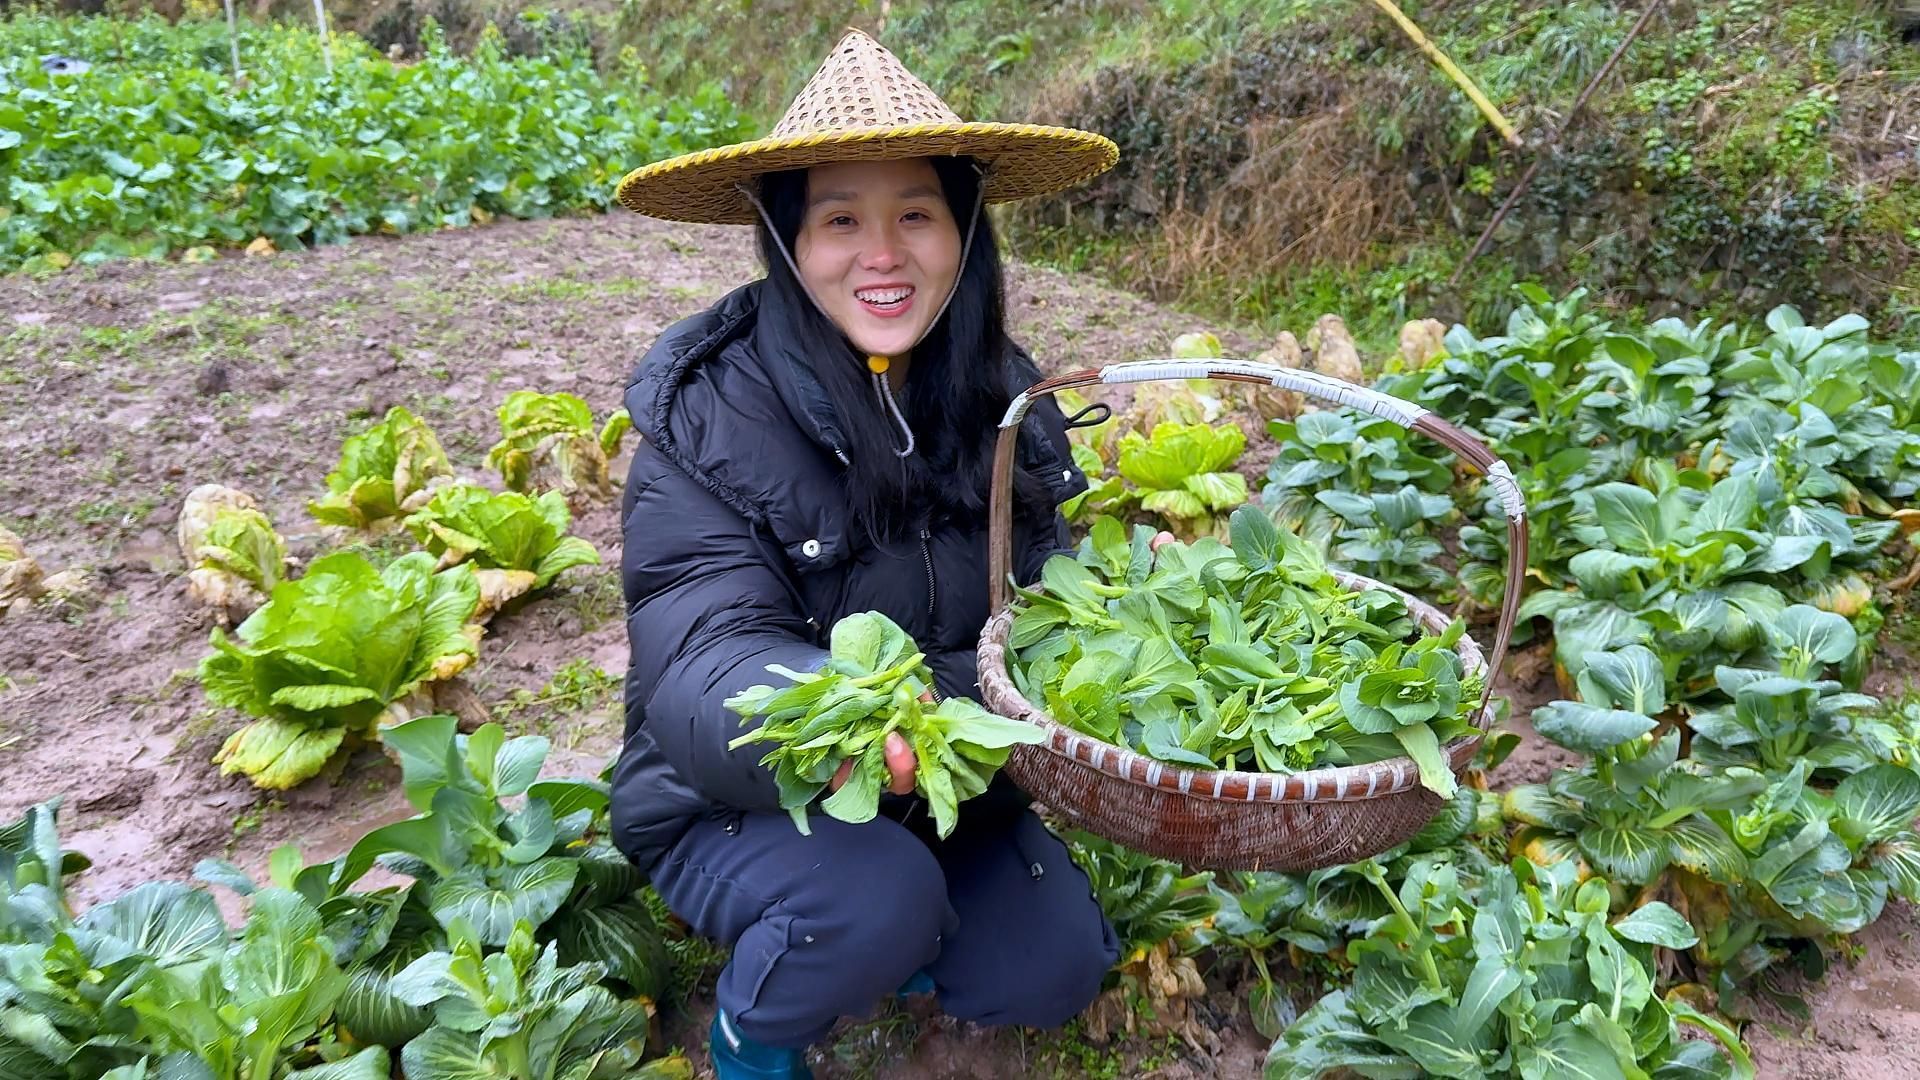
top-left (829, 730), bottom-right (917, 795)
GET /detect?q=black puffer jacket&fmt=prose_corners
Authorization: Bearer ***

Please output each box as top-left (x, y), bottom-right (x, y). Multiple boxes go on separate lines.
top-left (610, 280), bottom-right (1086, 873)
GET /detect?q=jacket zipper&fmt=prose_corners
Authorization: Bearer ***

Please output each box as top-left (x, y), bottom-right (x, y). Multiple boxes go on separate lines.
top-left (919, 527), bottom-right (937, 618)
top-left (918, 527), bottom-right (944, 707)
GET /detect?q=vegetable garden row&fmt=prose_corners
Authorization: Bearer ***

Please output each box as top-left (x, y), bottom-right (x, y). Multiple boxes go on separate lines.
top-left (0, 13), bottom-right (750, 271)
top-left (4, 285), bottom-right (1917, 1078)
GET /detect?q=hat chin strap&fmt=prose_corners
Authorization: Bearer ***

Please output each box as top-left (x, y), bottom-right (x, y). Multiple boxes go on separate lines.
top-left (736, 164), bottom-right (988, 460)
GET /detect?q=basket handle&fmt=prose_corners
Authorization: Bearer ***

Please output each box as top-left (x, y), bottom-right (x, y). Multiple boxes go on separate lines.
top-left (987, 358), bottom-right (1531, 720)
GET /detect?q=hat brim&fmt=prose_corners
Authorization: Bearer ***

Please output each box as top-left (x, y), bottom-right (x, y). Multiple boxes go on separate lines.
top-left (615, 122), bottom-right (1119, 225)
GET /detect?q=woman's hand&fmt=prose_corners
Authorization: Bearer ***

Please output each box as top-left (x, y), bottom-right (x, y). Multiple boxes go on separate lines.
top-left (828, 689), bottom-right (931, 797)
top-left (830, 730), bottom-right (918, 796)
top-left (1150, 531), bottom-right (1176, 551)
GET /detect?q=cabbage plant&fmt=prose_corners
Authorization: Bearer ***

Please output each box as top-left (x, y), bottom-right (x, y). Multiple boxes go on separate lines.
top-left (486, 392), bottom-right (630, 504)
top-left (309, 407), bottom-right (454, 532)
top-left (403, 484), bottom-right (600, 619)
top-left (197, 552), bottom-right (482, 790)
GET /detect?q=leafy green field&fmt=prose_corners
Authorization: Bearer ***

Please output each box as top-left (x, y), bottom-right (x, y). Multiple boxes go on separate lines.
top-left (0, 14), bottom-right (747, 271)
top-left (4, 7), bottom-right (1920, 1077)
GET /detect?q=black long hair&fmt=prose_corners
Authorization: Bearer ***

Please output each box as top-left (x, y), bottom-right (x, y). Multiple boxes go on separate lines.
top-left (753, 156), bottom-right (1054, 543)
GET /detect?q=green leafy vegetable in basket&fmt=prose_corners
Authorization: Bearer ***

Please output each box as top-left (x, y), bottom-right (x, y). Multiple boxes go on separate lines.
top-left (1007, 507), bottom-right (1482, 798)
top-left (724, 613), bottom-right (1047, 839)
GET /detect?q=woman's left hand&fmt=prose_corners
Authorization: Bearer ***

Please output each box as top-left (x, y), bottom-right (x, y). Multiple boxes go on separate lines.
top-left (828, 731), bottom-right (918, 795)
top-left (827, 690), bottom-right (931, 796)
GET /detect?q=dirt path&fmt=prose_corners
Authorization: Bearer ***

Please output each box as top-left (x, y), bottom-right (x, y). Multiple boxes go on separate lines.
top-left (1, 213), bottom-right (1915, 1077)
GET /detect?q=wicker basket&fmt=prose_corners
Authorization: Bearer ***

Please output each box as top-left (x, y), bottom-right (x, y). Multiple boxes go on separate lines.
top-left (976, 359), bottom-right (1530, 872)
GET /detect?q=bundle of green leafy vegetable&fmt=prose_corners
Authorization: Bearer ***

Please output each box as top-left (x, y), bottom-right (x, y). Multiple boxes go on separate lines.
top-left (1008, 507), bottom-right (1481, 798)
top-left (724, 613), bottom-right (1047, 839)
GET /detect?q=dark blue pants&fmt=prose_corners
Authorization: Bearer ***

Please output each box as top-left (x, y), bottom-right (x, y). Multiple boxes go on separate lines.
top-left (648, 805), bottom-right (1121, 1048)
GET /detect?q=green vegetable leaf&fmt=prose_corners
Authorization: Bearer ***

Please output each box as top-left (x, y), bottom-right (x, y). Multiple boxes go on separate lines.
top-left (1610, 902), bottom-right (1698, 948)
top-left (427, 860), bottom-right (579, 945)
top-left (1392, 722), bottom-right (1456, 799)
top-left (1531, 701), bottom-right (1656, 755)
top-left (1375, 1001), bottom-right (1491, 1079)
top-left (1834, 765), bottom-right (1920, 845)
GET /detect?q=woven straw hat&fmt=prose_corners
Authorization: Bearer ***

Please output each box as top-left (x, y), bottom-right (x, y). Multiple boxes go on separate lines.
top-left (616, 29), bottom-right (1119, 225)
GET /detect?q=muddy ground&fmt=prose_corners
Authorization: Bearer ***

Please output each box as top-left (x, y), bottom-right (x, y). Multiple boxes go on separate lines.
top-left (1, 212), bottom-right (1915, 1078)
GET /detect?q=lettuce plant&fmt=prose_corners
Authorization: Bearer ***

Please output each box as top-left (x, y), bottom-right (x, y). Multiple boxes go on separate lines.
top-left (402, 484), bottom-right (601, 618)
top-left (198, 552), bottom-right (482, 790)
top-left (1504, 646), bottom-right (1767, 889)
top-left (1685, 606), bottom-right (1883, 776)
top-left (121, 889), bottom-right (389, 1080)
top-left (1707, 762), bottom-right (1920, 942)
top-left (1064, 831), bottom-right (1217, 1041)
top-left (335, 716), bottom-right (669, 997)
top-left (0, 14), bottom-right (753, 271)
top-left (0, 523), bottom-right (45, 619)
top-left (309, 407), bottom-right (454, 532)
top-left (486, 392), bottom-right (630, 504)
top-left (1715, 307), bottom-right (1920, 508)
top-left (177, 484), bottom-right (287, 624)
top-left (1262, 409), bottom-right (1452, 548)
top-left (1577, 321), bottom-right (1728, 466)
top-left (1199, 808), bottom-right (1511, 1045)
top-left (1113, 421), bottom-right (1248, 540)
top-left (1375, 285), bottom-right (1609, 441)
top-left (1515, 469), bottom-right (1887, 694)
top-left (1315, 485), bottom-right (1455, 593)
top-left (1061, 443), bottom-right (1128, 525)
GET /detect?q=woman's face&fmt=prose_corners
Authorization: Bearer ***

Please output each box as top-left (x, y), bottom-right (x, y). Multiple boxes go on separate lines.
top-left (794, 158), bottom-right (962, 361)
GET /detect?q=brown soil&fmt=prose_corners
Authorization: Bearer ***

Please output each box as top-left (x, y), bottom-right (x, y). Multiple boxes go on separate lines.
top-left (2, 212), bottom-right (1915, 1078)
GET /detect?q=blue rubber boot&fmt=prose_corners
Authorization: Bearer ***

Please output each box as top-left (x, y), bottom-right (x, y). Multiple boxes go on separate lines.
top-left (710, 1010), bottom-right (813, 1080)
top-left (894, 969), bottom-right (935, 999)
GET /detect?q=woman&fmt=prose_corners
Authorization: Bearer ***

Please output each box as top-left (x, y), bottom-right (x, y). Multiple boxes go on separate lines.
top-left (608, 29), bottom-right (1127, 1080)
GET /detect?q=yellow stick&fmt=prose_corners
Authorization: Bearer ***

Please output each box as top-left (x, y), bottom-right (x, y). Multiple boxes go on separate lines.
top-left (1365, 0), bottom-right (1524, 147)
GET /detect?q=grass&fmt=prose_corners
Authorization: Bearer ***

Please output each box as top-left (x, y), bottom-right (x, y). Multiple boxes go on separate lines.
top-left (1884, 598), bottom-right (1920, 654)
top-left (822, 1008), bottom-right (922, 1080)
top-left (612, 0), bottom-right (1918, 335)
top-left (639, 885), bottom-right (732, 1009)
top-left (549, 569), bottom-right (627, 633)
top-left (1017, 1021), bottom-right (1179, 1080)
top-left (75, 494), bottom-right (164, 530)
top-left (499, 274), bottom-right (654, 303)
top-left (1017, 223), bottom-right (1519, 359)
top-left (491, 656), bottom-right (621, 735)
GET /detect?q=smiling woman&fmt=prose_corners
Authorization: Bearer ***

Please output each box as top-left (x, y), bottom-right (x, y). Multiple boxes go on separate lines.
top-left (793, 159), bottom-right (962, 367)
top-left (605, 27), bottom-right (1123, 1080)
